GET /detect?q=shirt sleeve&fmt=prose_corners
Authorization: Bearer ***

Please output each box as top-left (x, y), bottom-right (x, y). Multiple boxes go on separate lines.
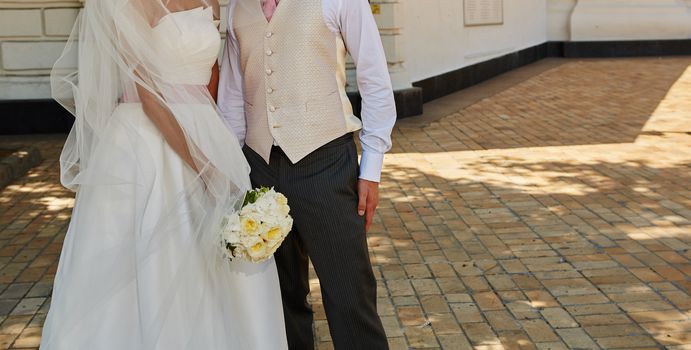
top-left (218, 1), bottom-right (247, 146)
top-left (336, 0), bottom-right (397, 183)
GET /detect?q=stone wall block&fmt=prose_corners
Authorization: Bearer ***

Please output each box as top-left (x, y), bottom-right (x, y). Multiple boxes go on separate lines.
top-left (1, 41), bottom-right (73, 71)
top-left (0, 10), bottom-right (42, 37)
top-left (44, 8), bottom-right (80, 36)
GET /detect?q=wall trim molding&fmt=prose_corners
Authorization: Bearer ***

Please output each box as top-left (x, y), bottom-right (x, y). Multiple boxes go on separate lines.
top-left (412, 39), bottom-right (691, 104)
top-left (2, 38), bottom-right (691, 134)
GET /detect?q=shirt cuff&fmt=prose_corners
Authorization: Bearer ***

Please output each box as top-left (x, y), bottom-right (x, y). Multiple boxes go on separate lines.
top-left (359, 150), bottom-right (384, 183)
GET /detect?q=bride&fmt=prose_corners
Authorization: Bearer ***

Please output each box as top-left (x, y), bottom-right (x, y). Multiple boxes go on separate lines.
top-left (40, 0), bottom-right (288, 349)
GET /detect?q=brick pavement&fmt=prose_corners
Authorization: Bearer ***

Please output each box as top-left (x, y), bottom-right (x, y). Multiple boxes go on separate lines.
top-left (1, 58), bottom-right (690, 349)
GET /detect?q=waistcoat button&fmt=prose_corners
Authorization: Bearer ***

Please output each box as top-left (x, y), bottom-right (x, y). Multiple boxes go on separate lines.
top-left (265, 69), bottom-right (273, 75)
top-left (266, 49), bottom-right (273, 56)
top-left (269, 106), bottom-right (276, 112)
top-left (267, 88), bottom-right (274, 94)
top-left (266, 32), bottom-right (273, 38)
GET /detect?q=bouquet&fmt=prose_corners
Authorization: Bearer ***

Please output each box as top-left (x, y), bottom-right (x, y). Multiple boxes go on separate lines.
top-left (221, 187), bottom-right (293, 263)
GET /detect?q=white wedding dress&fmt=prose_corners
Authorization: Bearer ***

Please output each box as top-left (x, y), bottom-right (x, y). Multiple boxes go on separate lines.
top-left (40, 6), bottom-right (288, 350)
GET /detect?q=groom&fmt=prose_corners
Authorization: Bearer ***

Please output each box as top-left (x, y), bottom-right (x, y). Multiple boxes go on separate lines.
top-left (219, 0), bottom-right (396, 348)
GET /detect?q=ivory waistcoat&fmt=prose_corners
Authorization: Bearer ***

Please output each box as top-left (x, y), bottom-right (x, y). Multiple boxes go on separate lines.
top-left (233, 0), bottom-right (362, 164)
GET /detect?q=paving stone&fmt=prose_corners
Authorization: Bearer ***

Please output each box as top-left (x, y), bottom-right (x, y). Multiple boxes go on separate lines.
top-left (498, 330), bottom-right (536, 350)
top-left (437, 333), bottom-right (473, 350)
top-left (12, 326), bottom-right (41, 348)
top-left (594, 334), bottom-right (659, 348)
top-left (428, 313), bottom-right (462, 335)
top-left (10, 298), bottom-right (44, 316)
top-left (0, 300), bottom-right (19, 317)
top-left (540, 308), bottom-right (578, 328)
top-left (0, 284), bottom-right (31, 300)
top-left (0, 315), bottom-right (31, 335)
top-left (24, 283), bottom-right (51, 298)
top-left (566, 304), bottom-right (621, 316)
top-left (522, 319), bottom-right (561, 343)
top-left (628, 310), bottom-right (689, 323)
top-left (450, 303), bottom-right (484, 324)
top-left (524, 290), bottom-right (559, 308)
top-left (462, 322), bottom-right (501, 346)
top-left (534, 342), bottom-right (567, 350)
top-left (485, 310), bottom-right (521, 331)
top-left (474, 291), bottom-right (505, 311)
top-left (0, 334), bottom-right (17, 349)
top-left (403, 326), bottom-right (438, 348)
top-left (556, 328), bottom-right (599, 350)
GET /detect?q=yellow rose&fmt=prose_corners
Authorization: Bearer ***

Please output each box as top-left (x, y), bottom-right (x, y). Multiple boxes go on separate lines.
top-left (250, 241), bottom-right (265, 253)
top-left (248, 240), bottom-right (268, 261)
top-left (241, 217), bottom-right (259, 234)
top-left (262, 226), bottom-right (283, 241)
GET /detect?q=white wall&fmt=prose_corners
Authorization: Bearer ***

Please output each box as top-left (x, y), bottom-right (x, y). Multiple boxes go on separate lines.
top-left (402, 0), bottom-right (547, 83)
top-left (2, 0), bottom-right (691, 101)
top-left (547, 0), bottom-right (577, 41)
top-left (570, 0), bottom-right (691, 41)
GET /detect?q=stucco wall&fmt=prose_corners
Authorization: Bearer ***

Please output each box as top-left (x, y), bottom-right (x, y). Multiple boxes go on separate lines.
top-left (2, 0), bottom-right (691, 101)
top-left (401, 0), bottom-right (548, 83)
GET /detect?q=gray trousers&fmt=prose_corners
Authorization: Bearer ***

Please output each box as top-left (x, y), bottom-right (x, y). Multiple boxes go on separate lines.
top-left (243, 134), bottom-right (389, 350)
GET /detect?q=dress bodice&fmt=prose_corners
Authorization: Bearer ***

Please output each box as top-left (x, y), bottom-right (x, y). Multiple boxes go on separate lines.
top-left (151, 7), bottom-right (220, 85)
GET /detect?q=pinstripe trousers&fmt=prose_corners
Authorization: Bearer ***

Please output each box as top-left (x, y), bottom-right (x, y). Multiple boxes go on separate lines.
top-left (243, 134), bottom-right (389, 350)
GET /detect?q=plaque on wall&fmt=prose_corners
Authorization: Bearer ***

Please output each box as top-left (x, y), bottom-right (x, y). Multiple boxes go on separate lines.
top-left (464, 0), bottom-right (503, 26)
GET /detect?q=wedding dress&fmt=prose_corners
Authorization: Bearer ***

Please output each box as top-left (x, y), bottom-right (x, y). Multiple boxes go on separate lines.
top-left (40, 2), bottom-right (287, 349)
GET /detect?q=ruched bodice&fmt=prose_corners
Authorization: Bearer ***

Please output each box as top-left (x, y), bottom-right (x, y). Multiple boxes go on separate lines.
top-left (152, 7), bottom-right (220, 85)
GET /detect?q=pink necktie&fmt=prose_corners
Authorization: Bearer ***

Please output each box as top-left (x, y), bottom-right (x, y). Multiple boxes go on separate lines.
top-left (262, 0), bottom-right (279, 22)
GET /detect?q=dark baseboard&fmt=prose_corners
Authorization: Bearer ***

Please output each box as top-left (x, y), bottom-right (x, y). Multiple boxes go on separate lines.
top-left (563, 39), bottom-right (691, 58)
top-left (411, 39), bottom-right (691, 105)
top-left (0, 99), bottom-right (73, 135)
top-left (348, 87), bottom-right (423, 120)
top-left (2, 38), bottom-right (691, 134)
top-left (0, 90), bottom-right (425, 135)
top-left (413, 43), bottom-right (551, 103)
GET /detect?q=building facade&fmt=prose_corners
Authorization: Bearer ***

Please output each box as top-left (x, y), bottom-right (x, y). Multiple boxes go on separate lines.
top-left (1, 0), bottom-right (690, 123)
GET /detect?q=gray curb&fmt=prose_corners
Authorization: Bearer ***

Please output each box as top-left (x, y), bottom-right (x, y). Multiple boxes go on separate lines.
top-left (0, 147), bottom-right (43, 190)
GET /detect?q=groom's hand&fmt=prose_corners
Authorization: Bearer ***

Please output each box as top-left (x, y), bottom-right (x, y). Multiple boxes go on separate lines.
top-left (358, 179), bottom-right (380, 232)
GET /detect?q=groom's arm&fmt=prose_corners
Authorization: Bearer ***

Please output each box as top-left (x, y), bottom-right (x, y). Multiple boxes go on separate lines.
top-left (218, 3), bottom-right (247, 145)
top-left (338, 0), bottom-right (396, 183)
top-left (336, 0), bottom-right (397, 231)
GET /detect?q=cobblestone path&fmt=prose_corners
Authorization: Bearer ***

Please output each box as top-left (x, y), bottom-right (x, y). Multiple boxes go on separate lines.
top-left (1, 58), bottom-right (690, 349)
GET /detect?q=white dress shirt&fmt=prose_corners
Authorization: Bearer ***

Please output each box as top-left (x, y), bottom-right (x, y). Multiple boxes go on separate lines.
top-left (218, 0), bottom-right (397, 182)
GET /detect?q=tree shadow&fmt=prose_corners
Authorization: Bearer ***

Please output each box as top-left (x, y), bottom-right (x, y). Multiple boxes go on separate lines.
top-left (369, 157), bottom-right (690, 347)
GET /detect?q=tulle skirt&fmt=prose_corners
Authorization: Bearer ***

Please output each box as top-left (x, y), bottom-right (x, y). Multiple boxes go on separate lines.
top-left (40, 103), bottom-right (288, 350)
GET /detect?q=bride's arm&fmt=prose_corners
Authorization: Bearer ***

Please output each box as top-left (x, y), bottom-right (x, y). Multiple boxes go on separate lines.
top-left (208, 3), bottom-right (221, 103)
top-left (136, 83), bottom-right (199, 172)
top-left (208, 62), bottom-right (220, 103)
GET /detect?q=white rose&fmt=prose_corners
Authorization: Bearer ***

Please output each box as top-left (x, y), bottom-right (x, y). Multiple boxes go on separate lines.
top-left (239, 232), bottom-right (260, 247)
top-left (222, 214), bottom-right (242, 243)
top-left (279, 217), bottom-right (293, 233)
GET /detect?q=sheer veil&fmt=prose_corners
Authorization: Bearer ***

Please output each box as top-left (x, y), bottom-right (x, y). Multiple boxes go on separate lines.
top-left (53, 0), bottom-right (246, 194)
top-left (44, 0), bottom-right (254, 348)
